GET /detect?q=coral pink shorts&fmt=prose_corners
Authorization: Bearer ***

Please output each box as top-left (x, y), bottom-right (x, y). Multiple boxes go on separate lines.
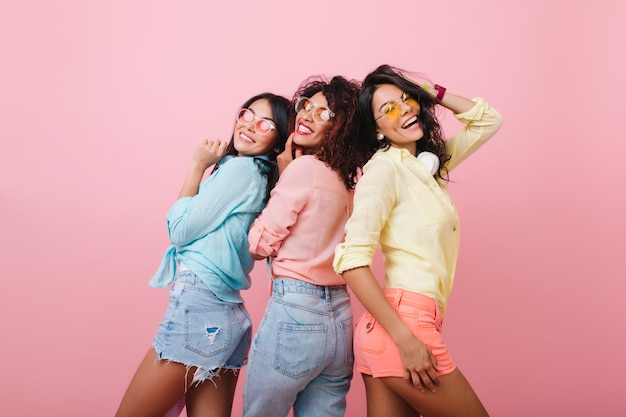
top-left (354, 288), bottom-right (456, 377)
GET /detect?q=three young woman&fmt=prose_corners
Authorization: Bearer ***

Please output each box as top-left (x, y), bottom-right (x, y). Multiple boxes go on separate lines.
top-left (334, 64), bottom-right (503, 417)
top-left (116, 93), bottom-right (292, 417)
top-left (118, 65), bottom-right (502, 416)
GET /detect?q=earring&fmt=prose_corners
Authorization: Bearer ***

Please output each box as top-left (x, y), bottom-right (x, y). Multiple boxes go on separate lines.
top-left (377, 133), bottom-right (384, 141)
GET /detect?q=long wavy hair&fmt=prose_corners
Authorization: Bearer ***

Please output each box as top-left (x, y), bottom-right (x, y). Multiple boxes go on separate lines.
top-left (294, 75), bottom-right (378, 189)
top-left (212, 92), bottom-right (293, 201)
top-left (359, 64), bottom-right (450, 181)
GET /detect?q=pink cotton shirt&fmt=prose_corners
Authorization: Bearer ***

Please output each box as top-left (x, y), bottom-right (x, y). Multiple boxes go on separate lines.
top-left (249, 155), bottom-right (352, 286)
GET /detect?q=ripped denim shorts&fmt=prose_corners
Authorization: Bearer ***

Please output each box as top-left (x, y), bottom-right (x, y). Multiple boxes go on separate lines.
top-left (152, 270), bottom-right (252, 384)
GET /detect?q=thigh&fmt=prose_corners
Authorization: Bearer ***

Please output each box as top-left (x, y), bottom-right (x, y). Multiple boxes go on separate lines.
top-left (382, 368), bottom-right (489, 417)
top-left (294, 370), bottom-right (352, 417)
top-left (186, 369), bottom-right (239, 417)
top-left (363, 374), bottom-right (420, 417)
top-left (116, 348), bottom-right (192, 417)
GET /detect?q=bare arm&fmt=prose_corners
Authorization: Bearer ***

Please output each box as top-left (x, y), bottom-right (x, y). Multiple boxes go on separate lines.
top-left (178, 139), bottom-right (228, 199)
top-left (436, 89), bottom-right (476, 114)
top-left (342, 266), bottom-right (440, 392)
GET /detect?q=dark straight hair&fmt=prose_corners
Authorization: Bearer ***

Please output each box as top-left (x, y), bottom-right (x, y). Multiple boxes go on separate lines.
top-left (212, 92), bottom-right (293, 201)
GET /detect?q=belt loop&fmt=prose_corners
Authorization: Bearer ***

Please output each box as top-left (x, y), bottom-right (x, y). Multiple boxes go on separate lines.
top-left (273, 279), bottom-right (284, 298)
top-left (324, 286), bottom-right (331, 302)
top-left (392, 289), bottom-right (403, 309)
top-left (436, 301), bottom-right (443, 326)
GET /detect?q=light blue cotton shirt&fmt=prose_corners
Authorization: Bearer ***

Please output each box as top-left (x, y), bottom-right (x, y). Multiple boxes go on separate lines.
top-left (149, 155), bottom-right (272, 303)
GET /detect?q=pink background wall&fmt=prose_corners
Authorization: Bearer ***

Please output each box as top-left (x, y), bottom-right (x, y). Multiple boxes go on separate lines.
top-left (1, 1), bottom-right (624, 416)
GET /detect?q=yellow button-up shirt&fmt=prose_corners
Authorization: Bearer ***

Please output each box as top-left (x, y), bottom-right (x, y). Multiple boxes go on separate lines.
top-left (334, 98), bottom-right (503, 313)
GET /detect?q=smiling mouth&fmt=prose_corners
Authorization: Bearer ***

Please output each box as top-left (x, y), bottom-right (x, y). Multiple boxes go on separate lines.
top-left (239, 132), bottom-right (255, 143)
top-left (296, 122), bottom-right (313, 135)
top-left (402, 116), bottom-right (419, 129)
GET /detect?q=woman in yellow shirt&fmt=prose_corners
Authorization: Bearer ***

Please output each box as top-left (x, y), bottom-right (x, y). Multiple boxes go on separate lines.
top-left (334, 64), bottom-right (503, 417)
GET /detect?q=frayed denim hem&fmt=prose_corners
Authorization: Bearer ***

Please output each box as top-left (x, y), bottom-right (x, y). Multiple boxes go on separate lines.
top-left (153, 345), bottom-right (244, 389)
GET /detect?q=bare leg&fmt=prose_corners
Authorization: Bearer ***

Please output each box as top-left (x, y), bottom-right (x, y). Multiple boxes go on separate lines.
top-left (164, 397), bottom-right (186, 417)
top-left (381, 368), bottom-right (489, 417)
top-left (186, 369), bottom-right (239, 417)
top-left (116, 348), bottom-right (193, 417)
top-left (363, 373), bottom-right (421, 417)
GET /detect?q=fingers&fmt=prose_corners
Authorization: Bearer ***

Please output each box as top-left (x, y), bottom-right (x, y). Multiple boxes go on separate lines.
top-left (408, 370), bottom-right (426, 393)
top-left (416, 352), bottom-right (441, 392)
top-left (427, 352), bottom-right (441, 390)
top-left (431, 352), bottom-right (440, 372)
top-left (284, 132), bottom-right (303, 159)
top-left (404, 352), bottom-right (441, 393)
top-left (406, 368), bottom-right (438, 393)
top-left (277, 132), bottom-right (296, 175)
top-left (420, 368), bottom-right (439, 393)
top-left (193, 139), bottom-right (228, 169)
top-left (403, 369), bottom-right (412, 384)
top-left (205, 139), bottom-right (228, 154)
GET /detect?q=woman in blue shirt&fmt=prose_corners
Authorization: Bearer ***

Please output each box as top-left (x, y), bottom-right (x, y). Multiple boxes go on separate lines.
top-left (116, 92), bottom-right (292, 417)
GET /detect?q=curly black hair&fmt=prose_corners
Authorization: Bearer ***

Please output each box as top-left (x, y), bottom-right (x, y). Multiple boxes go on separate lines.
top-left (293, 75), bottom-right (378, 189)
top-left (359, 64), bottom-right (451, 181)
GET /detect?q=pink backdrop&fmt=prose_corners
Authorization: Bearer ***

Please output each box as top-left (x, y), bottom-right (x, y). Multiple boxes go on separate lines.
top-left (2, 1), bottom-right (624, 416)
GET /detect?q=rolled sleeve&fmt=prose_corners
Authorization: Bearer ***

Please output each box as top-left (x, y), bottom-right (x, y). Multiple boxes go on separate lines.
top-left (333, 242), bottom-right (375, 274)
top-left (248, 220), bottom-right (282, 258)
top-left (447, 98), bottom-right (504, 172)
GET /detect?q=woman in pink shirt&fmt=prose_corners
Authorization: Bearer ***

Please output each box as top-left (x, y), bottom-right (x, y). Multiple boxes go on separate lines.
top-left (243, 76), bottom-right (378, 417)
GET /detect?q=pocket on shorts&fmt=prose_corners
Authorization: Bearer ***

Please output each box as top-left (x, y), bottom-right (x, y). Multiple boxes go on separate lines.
top-left (184, 306), bottom-right (231, 358)
top-left (275, 322), bottom-right (326, 379)
top-left (358, 313), bottom-right (386, 355)
top-left (410, 309), bottom-right (435, 347)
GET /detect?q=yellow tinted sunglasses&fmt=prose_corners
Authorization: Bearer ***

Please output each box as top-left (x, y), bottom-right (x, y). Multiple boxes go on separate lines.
top-left (375, 92), bottom-right (419, 121)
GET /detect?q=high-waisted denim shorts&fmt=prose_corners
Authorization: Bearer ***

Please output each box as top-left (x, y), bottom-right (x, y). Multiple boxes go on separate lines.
top-left (152, 270), bottom-right (252, 384)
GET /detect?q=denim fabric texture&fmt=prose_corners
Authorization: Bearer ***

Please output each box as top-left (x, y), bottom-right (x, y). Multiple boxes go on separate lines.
top-left (243, 279), bottom-right (354, 417)
top-left (152, 270), bottom-right (252, 384)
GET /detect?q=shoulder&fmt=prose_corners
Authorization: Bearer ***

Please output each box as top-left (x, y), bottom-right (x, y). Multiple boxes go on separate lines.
top-left (282, 155), bottom-right (319, 178)
top-left (219, 155), bottom-right (256, 170)
top-left (217, 156), bottom-right (265, 179)
top-left (363, 149), bottom-right (396, 175)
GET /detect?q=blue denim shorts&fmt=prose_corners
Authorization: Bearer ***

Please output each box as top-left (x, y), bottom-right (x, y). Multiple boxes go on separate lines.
top-left (152, 270), bottom-right (252, 383)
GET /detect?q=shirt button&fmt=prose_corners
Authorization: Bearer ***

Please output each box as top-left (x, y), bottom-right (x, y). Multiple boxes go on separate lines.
top-left (365, 322), bottom-right (371, 329)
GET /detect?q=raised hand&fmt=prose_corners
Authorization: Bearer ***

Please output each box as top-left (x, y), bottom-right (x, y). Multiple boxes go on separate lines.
top-left (276, 133), bottom-right (303, 175)
top-left (191, 139), bottom-right (229, 171)
top-left (178, 139), bottom-right (229, 199)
